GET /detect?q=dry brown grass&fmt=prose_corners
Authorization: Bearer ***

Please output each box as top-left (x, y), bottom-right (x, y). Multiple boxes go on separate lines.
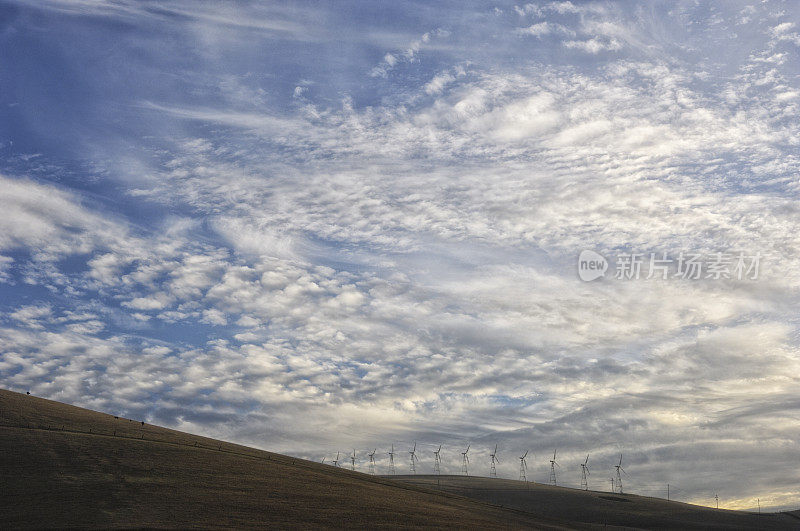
top-left (0, 389), bottom-right (576, 529)
top-left (2, 389), bottom-right (797, 530)
top-left (391, 471), bottom-right (800, 529)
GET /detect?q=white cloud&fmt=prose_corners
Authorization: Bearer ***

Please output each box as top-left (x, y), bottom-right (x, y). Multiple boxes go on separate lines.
top-left (517, 22), bottom-right (551, 36)
top-left (517, 21), bottom-right (575, 37)
top-left (564, 37), bottom-right (623, 54)
top-left (123, 295), bottom-right (172, 311)
top-left (369, 28), bottom-right (449, 78)
top-left (0, 256), bottom-right (13, 283)
top-left (772, 22), bottom-right (795, 35)
top-left (201, 308), bottom-right (228, 326)
top-left (9, 304), bottom-right (52, 329)
top-left (547, 1), bottom-right (580, 15)
top-left (0, 175), bottom-right (133, 259)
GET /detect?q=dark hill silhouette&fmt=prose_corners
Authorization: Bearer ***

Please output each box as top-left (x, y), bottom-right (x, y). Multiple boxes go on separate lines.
top-left (1, 389), bottom-right (797, 529)
top-left (0, 389), bottom-right (575, 529)
top-left (389, 475), bottom-right (799, 529)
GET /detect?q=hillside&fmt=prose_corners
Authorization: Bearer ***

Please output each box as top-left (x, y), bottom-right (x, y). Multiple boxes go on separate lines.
top-left (389, 475), bottom-right (800, 530)
top-left (1, 388), bottom-right (797, 529)
top-left (0, 389), bottom-right (575, 529)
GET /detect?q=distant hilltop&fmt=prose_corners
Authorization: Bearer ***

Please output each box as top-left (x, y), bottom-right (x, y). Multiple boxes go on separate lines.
top-left (2, 389), bottom-right (799, 529)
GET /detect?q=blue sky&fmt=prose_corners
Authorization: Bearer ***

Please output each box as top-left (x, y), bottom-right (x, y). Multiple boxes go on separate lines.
top-left (2, 0), bottom-right (800, 510)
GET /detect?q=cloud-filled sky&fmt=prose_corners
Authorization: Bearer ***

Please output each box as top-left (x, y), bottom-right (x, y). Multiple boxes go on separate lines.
top-left (1, 0), bottom-right (799, 511)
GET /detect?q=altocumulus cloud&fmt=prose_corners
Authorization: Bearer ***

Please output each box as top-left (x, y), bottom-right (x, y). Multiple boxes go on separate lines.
top-left (1, 0), bottom-right (799, 511)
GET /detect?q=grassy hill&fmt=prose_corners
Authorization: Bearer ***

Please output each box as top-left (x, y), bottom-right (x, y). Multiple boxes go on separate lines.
top-left (0, 389), bottom-right (576, 529)
top-left (1, 388), bottom-right (798, 529)
top-left (389, 475), bottom-right (800, 530)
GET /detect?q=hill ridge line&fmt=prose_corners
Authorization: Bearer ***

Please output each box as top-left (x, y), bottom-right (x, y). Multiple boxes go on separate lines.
top-left (2, 392), bottom-right (585, 530)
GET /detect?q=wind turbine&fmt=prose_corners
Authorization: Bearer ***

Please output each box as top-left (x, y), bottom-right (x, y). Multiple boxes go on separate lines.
top-left (549, 449), bottom-right (559, 485)
top-left (409, 442), bottom-right (419, 474)
top-left (461, 444), bottom-right (470, 476)
top-left (580, 454), bottom-right (590, 490)
top-left (368, 449), bottom-right (376, 475)
top-left (433, 445), bottom-right (442, 475)
top-left (321, 457), bottom-right (326, 465)
top-left (614, 453), bottom-right (626, 493)
top-left (519, 450), bottom-right (528, 482)
top-left (490, 444), bottom-right (500, 478)
top-left (388, 444), bottom-right (396, 475)
top-left (350, 449), bottom-right (356, 471)
top-left (333, 451), bottom-right (340, 468)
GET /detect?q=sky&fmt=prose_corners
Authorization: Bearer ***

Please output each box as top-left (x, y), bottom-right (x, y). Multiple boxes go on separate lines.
top-left (1, 0), bottom-right (799, 511)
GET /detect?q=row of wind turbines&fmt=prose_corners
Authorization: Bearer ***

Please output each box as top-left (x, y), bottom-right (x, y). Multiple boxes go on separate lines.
top-left (324, 444), bottom-right (629, 493)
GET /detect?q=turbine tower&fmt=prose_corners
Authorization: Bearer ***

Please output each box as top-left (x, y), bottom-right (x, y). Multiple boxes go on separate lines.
top-left (368, 449), bottom-right (376, 475)
top-left (580, 454), bottom-right (590, 490)
top-left (350, 449), bottom-right (356, 471)
top-left (409, 442), bottom-right (419, 474)
top-left (333, 451), bottom-right (340, 468)
top-left (388, 444), bottom-right (396, 475)
top-left (490, 444), bottom-right (500, 478)
top-left (549, 449), bottom-right (559, 485)
top-left (433, 445), bottom-right (442, 475)
top-left (519, 450), bottom-right (528, 482)
top-left (614, 453), bottom-right (626, 494)
top-left (461, 444), bottom-right (470, 476)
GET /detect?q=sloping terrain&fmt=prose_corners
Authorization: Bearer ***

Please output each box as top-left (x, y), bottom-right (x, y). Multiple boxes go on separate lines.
top-left (1, 388), bottom-right (797, 530)
top-left (0, 389), bottom-right (576, 529)
top-left (389, 475), bottom-right (800, 530)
